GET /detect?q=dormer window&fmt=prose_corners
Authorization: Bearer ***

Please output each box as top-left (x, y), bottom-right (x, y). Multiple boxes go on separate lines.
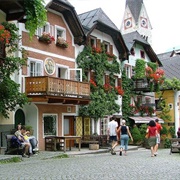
top-left (140, 50), bottom-right (145, 59)
top-left (130, 48), bottom-right (135, 56)
top-left (104, 41), bottom-right (110, 52)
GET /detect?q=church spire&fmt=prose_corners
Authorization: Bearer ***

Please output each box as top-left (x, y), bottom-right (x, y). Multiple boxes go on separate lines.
top-left (120, 0), bottom-right (152, 45)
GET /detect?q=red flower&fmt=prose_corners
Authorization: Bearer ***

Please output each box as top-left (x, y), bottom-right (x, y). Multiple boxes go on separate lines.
top-left (90, 79), bottom-right (97, 87)
top-left (0, 25), bottom-right (11, 44)
top-left (115, 86), bottom-right (124, 96)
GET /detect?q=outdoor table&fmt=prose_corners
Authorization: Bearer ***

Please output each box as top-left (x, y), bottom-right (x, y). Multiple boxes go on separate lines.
top-left (45, 136), bottom-right (81, 152)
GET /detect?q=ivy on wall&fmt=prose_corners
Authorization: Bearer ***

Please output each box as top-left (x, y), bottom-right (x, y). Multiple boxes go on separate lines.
top-left (76, 46), bottom-right (121, 121)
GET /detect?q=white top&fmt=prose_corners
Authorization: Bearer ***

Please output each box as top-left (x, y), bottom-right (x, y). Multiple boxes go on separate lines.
top-left (108, 120), bottom-right (118, 136)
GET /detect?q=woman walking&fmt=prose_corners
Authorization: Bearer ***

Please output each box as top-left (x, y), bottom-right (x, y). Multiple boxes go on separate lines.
top-left (146, 120), bottom-right (157, 157)
top-left (118, 120), bottom-right (133, 156)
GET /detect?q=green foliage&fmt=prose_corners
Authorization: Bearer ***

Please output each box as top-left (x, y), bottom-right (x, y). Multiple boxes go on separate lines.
top-left (77, 46), bottom-right (121, 121)
top-left (147, 62), bottom-right (157, 72)
top-left (134, 59), bottom-right (146, 79)
top-left (122, 70), bottom-right (134, 120)
top-left (0, 157), bottom-right (22, 164)
top-left (161, 126), bottom-right (168, 135)
top-left (162, 78), bottom-right (180, 91)
top-left (24, 0), bottom-right (47, 39)
top-left (0, 22), bottom-right (29, 118)
top-left (164, 138), bottom-right (171, 148)
top-left (53, 154), bottom-right (69, 159)
top-left (169, 126), bottom-right (176, 138)
top-left (131, 125), bottom-right (143, 144)
top-left (139, 124), bottom-right (148, 137)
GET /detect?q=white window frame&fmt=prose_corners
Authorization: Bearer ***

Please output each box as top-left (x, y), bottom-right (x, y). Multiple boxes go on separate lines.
top-left (68, 68), bottom-right (82, 82)
top-left (37, 22), bottom-right (54, 37)
top-left (28, 58), bottom-right (43, 76)
top-left (56, 64), bottom-right (68, 79)
top-left (55, 25), bottom-right (66, 42)
top-left (43, 114), bottom-right (58, 137)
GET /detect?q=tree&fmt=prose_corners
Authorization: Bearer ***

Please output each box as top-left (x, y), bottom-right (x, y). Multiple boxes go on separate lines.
top-left (0, 22), bottom-right (29, 118)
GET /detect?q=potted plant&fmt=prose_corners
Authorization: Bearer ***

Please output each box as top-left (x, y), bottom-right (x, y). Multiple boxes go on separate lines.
top-left (56, 36), bottom-right (68, 48)
top-left (38, 32), bottom-right (55, 44)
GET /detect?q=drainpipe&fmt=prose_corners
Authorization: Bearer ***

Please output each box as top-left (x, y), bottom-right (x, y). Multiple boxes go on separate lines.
top-left (174, 90), bottom-right (180, 136)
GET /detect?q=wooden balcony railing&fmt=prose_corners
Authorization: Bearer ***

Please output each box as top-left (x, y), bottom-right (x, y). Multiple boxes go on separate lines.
top-left (133, 78), bottom-right (151, 92)
top-left (25, 76), bottom-right (90, 104)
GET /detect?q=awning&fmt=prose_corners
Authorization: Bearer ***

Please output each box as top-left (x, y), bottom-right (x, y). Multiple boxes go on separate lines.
top-left (129, 116), bottom-right (164, 124)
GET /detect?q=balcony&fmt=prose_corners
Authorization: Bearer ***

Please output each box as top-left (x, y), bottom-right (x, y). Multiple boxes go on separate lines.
top-left (25, 76), bottom-right (90, 105)
top-left (133, 78), bottom-right (151, 92)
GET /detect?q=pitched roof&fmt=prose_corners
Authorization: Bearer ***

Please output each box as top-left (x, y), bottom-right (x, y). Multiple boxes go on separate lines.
top-left (158, 50), bottom-right (180, 79)
top-left (126, 0), bottom-right (143, 23)
top-left (123, 31), bottom-right (162, 66)
top-left (46, 0), bottom-right (85, 45)
top-left (78, 8), bottom-right (119, 31)
top-left (78, 8), bottom-right (129, 60)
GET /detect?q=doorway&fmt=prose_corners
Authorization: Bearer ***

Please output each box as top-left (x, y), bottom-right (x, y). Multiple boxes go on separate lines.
top-left (14, 109), bottom-right (25, 129)
top-left (64, 116), bottom-right (74, 147)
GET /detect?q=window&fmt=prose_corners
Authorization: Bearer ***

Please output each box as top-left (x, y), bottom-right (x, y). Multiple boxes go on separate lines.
top-left (130, 48), bottom-right (135, 56)
top-left (155, 99), bottom-right (162, 111)
top-left (55, 25), bottom-right (66, 41)
top-left (29, 59), bottom-right (43, 76)
top-left (103, 41), bottom-right (110, 53)
top-left (124, 65), bottom-right (131, 78)
top-left (37, 22), bottom-right (54, 37)
top-left (43, 114), bottom-right (57, 136)
top-left (140, 50), bottom-right (145, 59)
top-left (100, 118), bottom-right (108, 135)
top-left (90, 36), bottom-right (96, 47)
top-left (145, 97), bottom-right (151, 104)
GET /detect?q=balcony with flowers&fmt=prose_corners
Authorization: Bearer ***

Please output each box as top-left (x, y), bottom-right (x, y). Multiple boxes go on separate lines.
top-left (130, 104), bottom-right (155, 117)
top-left (133, 59), bottom-right (165, 92)
top-left (56, 37), bottom-right (68, 48)
top-left (38, 32), bottom-right (55, 44)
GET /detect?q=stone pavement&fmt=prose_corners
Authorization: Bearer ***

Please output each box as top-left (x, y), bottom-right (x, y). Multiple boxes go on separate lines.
top-left (0, 147), bottom-right (180, 180)
top-left (0, 145), bottom-right (138, 161)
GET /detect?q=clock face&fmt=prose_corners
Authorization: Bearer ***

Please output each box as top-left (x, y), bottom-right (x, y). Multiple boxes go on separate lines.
top-left (141, 17), bottom-right (148, 28)
top-left (124, 18), bottom-right (132, 29)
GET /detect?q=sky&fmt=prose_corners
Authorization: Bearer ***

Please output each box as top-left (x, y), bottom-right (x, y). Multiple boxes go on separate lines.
top-left (46, 0), bottom-right (180, 54)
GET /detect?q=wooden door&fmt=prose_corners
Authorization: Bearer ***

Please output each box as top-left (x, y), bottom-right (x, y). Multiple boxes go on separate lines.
top-left (64, 116), bottom-right (74, 147)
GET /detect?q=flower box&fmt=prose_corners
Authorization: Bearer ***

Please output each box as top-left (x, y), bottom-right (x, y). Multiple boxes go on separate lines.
top-left (38, 32), bottom-right (55, 44)
top-left (56, 37), bottom-right (68, 48)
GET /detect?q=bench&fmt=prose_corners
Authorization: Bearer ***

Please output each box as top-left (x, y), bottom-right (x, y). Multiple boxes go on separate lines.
top-left (81, 135), bottom-right (108, 148)
top-left (170, 138), bottom-right (180, 155)
top-left (5, 135), bottom-right (24, 155)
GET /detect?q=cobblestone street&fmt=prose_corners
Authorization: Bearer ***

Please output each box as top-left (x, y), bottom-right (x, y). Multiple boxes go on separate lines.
top-left (0, 148), bottom-right (180, 180)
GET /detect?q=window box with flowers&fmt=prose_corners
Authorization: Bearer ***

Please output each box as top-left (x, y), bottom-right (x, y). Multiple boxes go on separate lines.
top-left (106, 52), bottom-right (116, 61)
top-left (115, 86), bottom-right (124, 96)
top-left (38, 32), bottom-right (55, 44)
top-left (56, 37), bottom-right (68, 48)
top-left (92, 46), bottom-right (102, 54)
top-left (104, 83), bottom-right (113, 92)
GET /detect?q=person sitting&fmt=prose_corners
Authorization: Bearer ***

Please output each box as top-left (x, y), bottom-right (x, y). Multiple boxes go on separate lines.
top-left (14, 125), bottom-right (30, 158)
top-left (17, 123), bottom-right (38, 155)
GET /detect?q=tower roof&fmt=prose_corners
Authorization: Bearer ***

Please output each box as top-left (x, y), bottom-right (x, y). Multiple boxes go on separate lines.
top-left (126, 0), bottom-right (143, 23)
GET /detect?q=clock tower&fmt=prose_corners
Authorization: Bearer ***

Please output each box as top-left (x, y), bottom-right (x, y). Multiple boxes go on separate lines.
top-left (120, 0), bottom-right (152, 45)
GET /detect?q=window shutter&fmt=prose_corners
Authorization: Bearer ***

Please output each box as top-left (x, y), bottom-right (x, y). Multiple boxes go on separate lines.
top-left (109, 44), bottom-right (113, 54)
top-left (90, 71), bottom-right (95, 81)
top-left (105, 75), bottom-right (110, 84)
top-left (118, 78), bottom-right (122, 87)
top-left (96, 39), bottom-right (101, 49)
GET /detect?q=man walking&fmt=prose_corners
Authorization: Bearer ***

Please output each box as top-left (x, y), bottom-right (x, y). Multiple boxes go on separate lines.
top-left (107, 117), bottom-right (118, 155)
top-left (154, 118), bottom-right (162, 156)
